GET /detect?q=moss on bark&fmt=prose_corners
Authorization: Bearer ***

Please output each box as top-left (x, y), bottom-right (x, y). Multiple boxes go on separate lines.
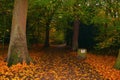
top-left (7, 51), bottom-right (32, 67)
top-left (7, 52), bottom-right (20, 67)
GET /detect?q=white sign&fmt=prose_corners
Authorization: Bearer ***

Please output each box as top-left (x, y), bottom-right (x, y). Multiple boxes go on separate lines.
top-left (80, 49), bottom-right (86, 53)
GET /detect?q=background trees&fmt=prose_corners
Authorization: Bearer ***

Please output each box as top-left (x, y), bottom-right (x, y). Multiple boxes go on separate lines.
top-left (0, 0), bottom-right (120, 69)
top-left (0, 0), bottom-right (13, 47)
top-left (28, 0), bottom-right (64, 47)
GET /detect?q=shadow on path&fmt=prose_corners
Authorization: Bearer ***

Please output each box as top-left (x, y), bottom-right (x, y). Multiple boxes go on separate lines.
top-left (32, 45), bottom-right (105, 80)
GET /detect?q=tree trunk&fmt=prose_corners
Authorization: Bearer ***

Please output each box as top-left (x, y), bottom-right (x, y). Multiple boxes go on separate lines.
top-left (7, 0), bottom-right (31, 67)
top-left (72, 18), bottom-right (80, 51)
top-left (65, 29), bottom-right (72, 47)
top-left (43, 1), bottom-right (61, 48)
top-left (114, 49), bottom-right (120, 69)
top-left (44, 23), bottom-right (50, 47)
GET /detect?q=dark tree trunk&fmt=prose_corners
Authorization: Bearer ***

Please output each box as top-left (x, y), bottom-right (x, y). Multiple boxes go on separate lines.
top-left (7, 0), bottom-right (31, 67)
top-left (44, 23), bottom-right (50, 47)
top-left (65, 29), bottom-right (72, 47)
top-left (72, 18), bottom-right (80, 51)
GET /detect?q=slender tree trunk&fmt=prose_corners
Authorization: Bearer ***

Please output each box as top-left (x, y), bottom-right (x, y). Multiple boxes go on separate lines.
top-left (44, 23), bottom-right (50, 47)
top-left (114, 49), bottom-right (120, 69)
top-left (72, 18), bottom-right (80, 51)
top-left (43, 1), bottom-right (62, 48)
top-left (7, 0), bottom-right (31, 67)
top-left (65, 29), bottom-right (72, 47)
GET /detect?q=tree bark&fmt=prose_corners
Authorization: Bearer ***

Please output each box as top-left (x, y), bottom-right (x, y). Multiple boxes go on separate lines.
top-left (7, 0), bottom-right (31, 67)
top-left (72, 18), bottom-right (80, 51)
top-left (114, 49), bottom-right (120, 70)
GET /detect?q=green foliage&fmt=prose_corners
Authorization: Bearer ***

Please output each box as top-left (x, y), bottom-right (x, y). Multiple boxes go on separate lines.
top-left (0, 0), bottom-right (13, 44)
top-left (95, 26), bottom-right (120, 50)
top-left (0, 0), bottom-right (120, 53)
top-left (50, 30), bottom-right (64, 44)
top-left (91, 0), bottom-right (120, 52)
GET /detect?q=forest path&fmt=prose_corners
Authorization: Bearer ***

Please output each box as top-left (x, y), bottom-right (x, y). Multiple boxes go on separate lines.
top-left (0, 45), bottom-right (105, 80)
top-left (30, 45), bottom-right (105, 80)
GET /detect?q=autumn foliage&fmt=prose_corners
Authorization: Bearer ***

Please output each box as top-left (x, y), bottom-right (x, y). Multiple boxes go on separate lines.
top-left (0, 46), bottom-right (120, 80)
top-left (85, 53), bottom-right (120, 80)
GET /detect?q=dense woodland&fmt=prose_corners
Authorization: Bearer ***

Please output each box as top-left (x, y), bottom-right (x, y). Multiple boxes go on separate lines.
top-left (0, 0), bottom-right (120, 79)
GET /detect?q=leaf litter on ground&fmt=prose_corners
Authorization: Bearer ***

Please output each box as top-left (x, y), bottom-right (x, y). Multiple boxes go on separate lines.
top-left (0, 46), bottom-right (118, 80)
